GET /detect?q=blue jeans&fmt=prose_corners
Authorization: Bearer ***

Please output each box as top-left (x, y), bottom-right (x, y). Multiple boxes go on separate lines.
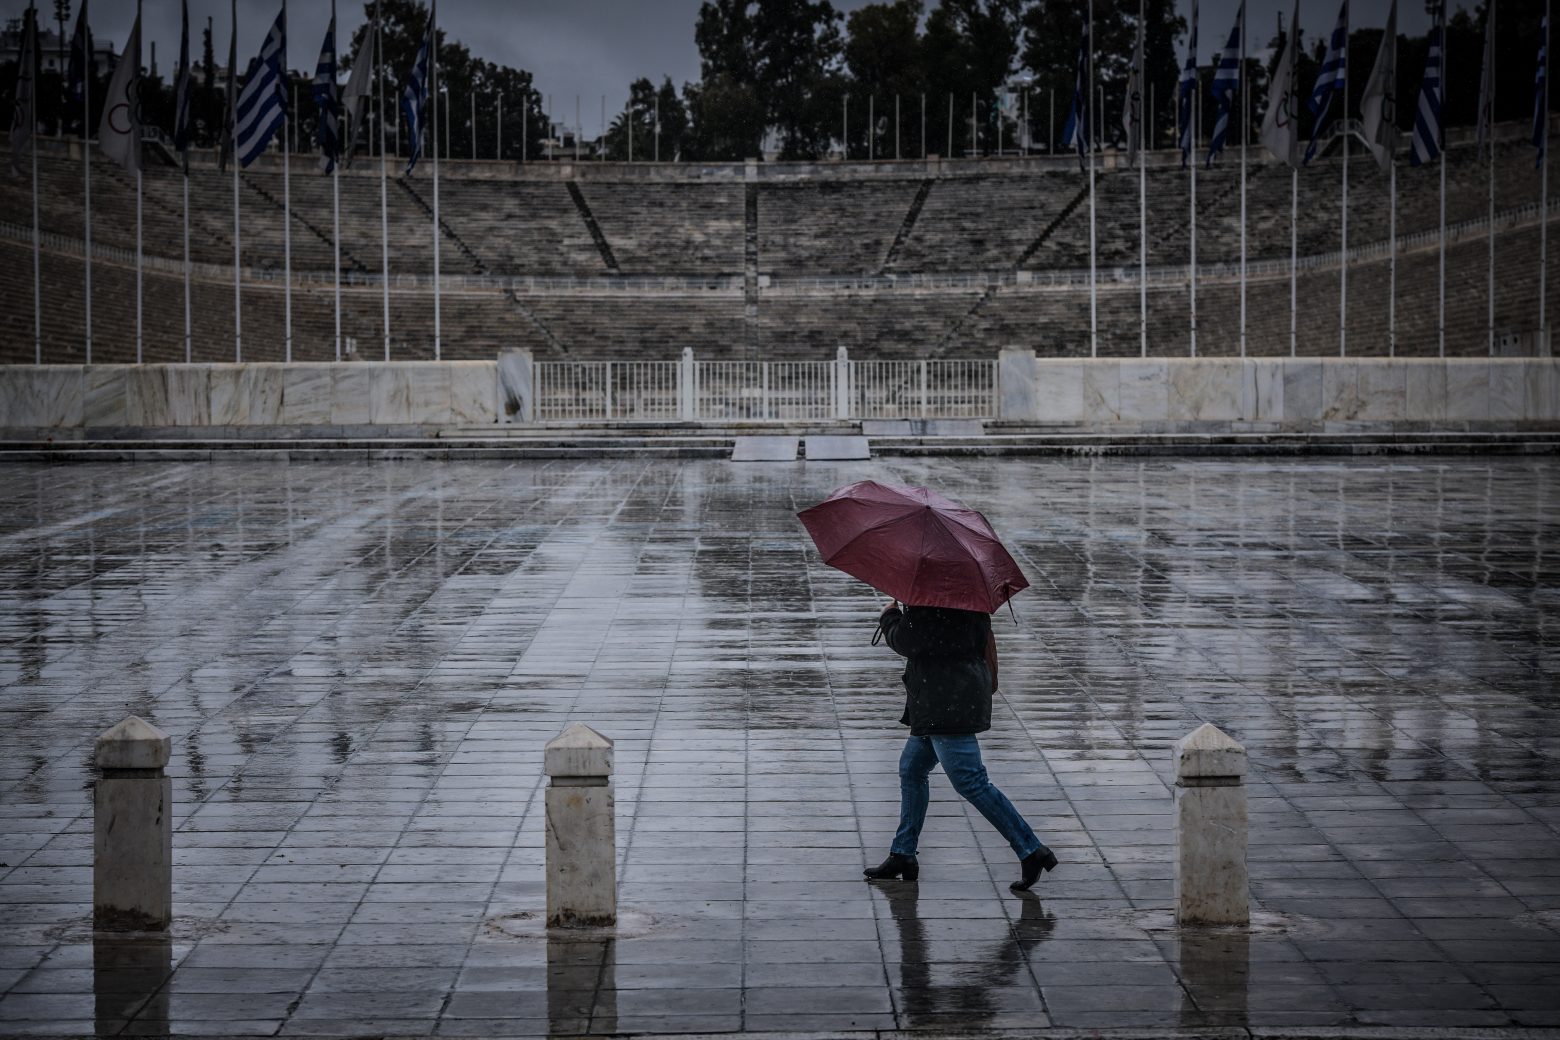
top-left (891, 735), bottom-right (1043, 860)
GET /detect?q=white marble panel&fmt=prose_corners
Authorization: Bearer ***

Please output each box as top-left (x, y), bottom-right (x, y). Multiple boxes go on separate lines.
top-left (125, 368), bottom-right (171, 426)
top-left (1080, 360), bottom-right (1121, 422)
top-left (331, 366), bottom-right (373, 425)
top-left (210, 364), bottom-right (284, 425)
top-left (1356, 361), bottom-right (1407, 421)
top-left (84, 366), bottom-right (127, 426)
top-left (281, 365), bottom-right (332, 424)
top-left (406, 363), bottom-right (452, 424)
top-left (998, 349), bottom-right (1039, 421)
top-left (1117, 359), bottom-right (1168, 421)
top-left (1405, 360), bottom-right (1447, 420)
top-left (1167, 359), bottom-right (1242, 420)
top-left (1444, 360), bottom-right (1490, 421)
top-left (1281, 360), bottom-right (1323, 422)
top-left (449, 363), bottom-right (498, 425)
top-left (1033, 360), bottom-right (1084, 422)
top-left (0, 366), bottom-right (84, 427)
top-left (1488, 360), bottom-right (1525, 421)
top-left (498, 349), bottom-right (534, 422)
top-left (164, 367), bottom-right (210, 426)
top-left (370, 365), bottom-right (413, 424)
top-left (1250, 360), bottom-right (1283, 421)
top-left (1525, 359), bottom-right (1560, 420)
top-left (1321, 361), bottom-right (1364, 420)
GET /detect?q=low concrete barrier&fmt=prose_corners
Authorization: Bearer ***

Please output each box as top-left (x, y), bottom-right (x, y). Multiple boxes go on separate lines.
top-left (0, 361), bottom-right (500, 428)
top-left (999, 352), bottom-right (1560, 426)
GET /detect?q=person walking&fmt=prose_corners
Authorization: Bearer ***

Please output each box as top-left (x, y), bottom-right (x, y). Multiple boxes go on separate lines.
top-left (863, 601), bottom-right (1057, 891)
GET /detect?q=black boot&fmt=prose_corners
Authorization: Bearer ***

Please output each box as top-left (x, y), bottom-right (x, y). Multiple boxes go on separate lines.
top-left (863, 852), bottom-right (919, 881)
top-left (1010, 846), bottom-right (1058, 892)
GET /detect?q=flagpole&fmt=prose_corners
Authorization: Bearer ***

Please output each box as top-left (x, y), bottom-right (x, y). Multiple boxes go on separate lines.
top-left (332, 0), bottom-right (341, 363)
top-left (136, 172), bottom-right (143, 363)
top-left (432, 0), bottom-right (442, 361)
top-left (1389, 155), bottom-right (1397, 356)
top-left (233, 109), bottom-right (241, 360)
top-left (1239, 1), bottom-right (1247, 357)
top-left (1438, 5), bottom-right (1447, 359)
top-left (1139, 0), bottom-right (1147, 358)
top-left (1541, 0), bottom-right (1551, 351)
top-left (376, 0), bottom-right (390, 359)
top-left (283, 0), bottom-right (292, 363)
top-left (1290, 166), bottom-right (1297, 356)
top-left (1340, 3), bottom-right (1349, 359)
top-left (1191, 80), bottom-right (1198, 358)
top-left (1088, 0), bottom-right (1097, 358)
top-left (83, 30), bottom-right (92, 365)
top-left (1487, 0), bottom-right (1497, 357)
top-left (183, 166), bottom-right (191, 363)
top-left (28, 4), bottom-right (39, 364)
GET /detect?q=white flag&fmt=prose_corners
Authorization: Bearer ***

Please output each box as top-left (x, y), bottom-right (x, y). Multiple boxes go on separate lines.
top-left (1260, 0), bottom-right (1301, 168)
top-left (1123, 12), bottom-right (1144, 165)
top-left (98, 11), bottom-right (142, 173)
top-left (1475, 1), bottom-right (1496, 154)
top-left (340, 11), bottom-right (377, 166)
top-left (8, 6), bottom-right (36, 178)
top-left (1360, 0), bottom-right (1398, 172)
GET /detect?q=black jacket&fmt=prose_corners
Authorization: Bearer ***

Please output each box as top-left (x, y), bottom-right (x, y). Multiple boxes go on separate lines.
top-left (879, 605), bottom-right (993, 736)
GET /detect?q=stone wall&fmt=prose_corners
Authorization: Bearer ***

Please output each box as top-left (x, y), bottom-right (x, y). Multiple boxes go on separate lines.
top-left (999, 353), bottom-right (1560, 426)
top-left (0, 362), bottom-right (500, 428)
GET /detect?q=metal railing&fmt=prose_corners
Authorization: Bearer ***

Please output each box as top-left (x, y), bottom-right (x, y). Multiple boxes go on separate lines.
top-left (532, 351), bottom-right (998, 422)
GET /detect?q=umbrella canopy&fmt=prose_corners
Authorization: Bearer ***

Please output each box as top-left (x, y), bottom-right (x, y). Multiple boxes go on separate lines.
top-left (797, 480), bottom-right (1029, 613)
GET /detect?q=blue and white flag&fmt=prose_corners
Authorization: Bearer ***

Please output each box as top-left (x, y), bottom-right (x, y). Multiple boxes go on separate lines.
top-left (401, 5), bottom-right (436, 175)
top-left (313, 15), bottom-right (340, 173)
top-left (1410, 12), bottom-right (1443, 167)
top-left (1178, 0), bottom-right (1198, 167)
top-left (1061, 19), bottom-right (1090, 171)
top-left (174, 0), bottom-right (193, 172)
top-left (67, 0), bottom-right (92, 105)
top-left (1206, 1), bottom-right (1243, 167)
top-left (1534, 17), bottom-right (1549, 167)
top-left (1304, 0), bottom-right (1348, 165)
top-left (235, 8), bottom-right (287, 168)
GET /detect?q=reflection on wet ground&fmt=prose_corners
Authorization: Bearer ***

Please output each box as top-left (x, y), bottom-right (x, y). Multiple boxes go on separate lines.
top-left (0, 457), bottom-right (1557, 1035)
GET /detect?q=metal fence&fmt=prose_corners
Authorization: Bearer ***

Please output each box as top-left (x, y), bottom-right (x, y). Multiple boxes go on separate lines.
top-left (532, 352), bottom-right (998, 422)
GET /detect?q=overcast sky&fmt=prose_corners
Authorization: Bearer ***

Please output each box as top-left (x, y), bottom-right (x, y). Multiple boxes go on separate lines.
top-left (6, 0), bottom-right (1451, 131)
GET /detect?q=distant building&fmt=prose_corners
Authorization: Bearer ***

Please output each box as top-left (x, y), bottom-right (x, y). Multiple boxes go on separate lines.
top-left (0, 23), bottom-right (117, 77)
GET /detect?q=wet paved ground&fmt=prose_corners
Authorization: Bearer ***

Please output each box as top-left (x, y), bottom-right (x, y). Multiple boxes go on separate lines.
top-left (0, 456), bottom-right (1558, 1037)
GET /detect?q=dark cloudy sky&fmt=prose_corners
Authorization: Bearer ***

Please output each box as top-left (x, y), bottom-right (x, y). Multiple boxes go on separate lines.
top-left (6, 0), bottom-right (1451, 133)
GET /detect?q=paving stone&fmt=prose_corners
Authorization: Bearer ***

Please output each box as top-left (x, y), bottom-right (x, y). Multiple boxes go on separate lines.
top-left (0, 456), bottom-right (1557, 1036)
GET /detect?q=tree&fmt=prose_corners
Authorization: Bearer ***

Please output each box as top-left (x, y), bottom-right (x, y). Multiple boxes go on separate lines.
top-left (844, 0), bottom-right (924, 157)
top-left (922, 0), bottom-right (1022, 157)
top-left (694, 0), bottom-right (845, 159)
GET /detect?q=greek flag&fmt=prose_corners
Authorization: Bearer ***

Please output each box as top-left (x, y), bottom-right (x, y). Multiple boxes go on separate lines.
top-left (173, 0), bottom-right (193, 171)
top-left (401, 7), bottom-right (436, 175)
top-left (1534, 18), bottom-right (1549, 167)
top-left (313, 16), bottom-right (340, 174)
top-left (235, 8), bottom-right (287, 169)
top-left (1060, 19), bottom-right (1089, 171)
top-left (1206, 2), bottom-right (1243, 167)
top-left (1304, 0), bottom-right (1348, 165)
top-left (1178, 0), bottom-right (1198, 167)
top-left (1410, 14), bottom-right (1443, 167)
top-left (67, 0), bottom-right (91, 105)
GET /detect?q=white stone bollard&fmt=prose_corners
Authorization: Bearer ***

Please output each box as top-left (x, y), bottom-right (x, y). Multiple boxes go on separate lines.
top-left (94, 716), bottom-right (173, 932)
top-left (544, 724), bottom-right (616, 928)
top-left (1173, 722), bottom-right (1249, 927)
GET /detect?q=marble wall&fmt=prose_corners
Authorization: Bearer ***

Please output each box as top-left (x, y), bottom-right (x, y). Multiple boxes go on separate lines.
top-left (1, 357), bottom-right (1554, 429)
top-left (997, 352), bottom-right (1560, 427)
top-left (0, 362), bottom-right (500, 429)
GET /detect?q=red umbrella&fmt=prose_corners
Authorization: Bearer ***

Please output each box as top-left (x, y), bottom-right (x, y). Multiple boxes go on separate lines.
top-left (797, 480), bottom-right (1029, 613)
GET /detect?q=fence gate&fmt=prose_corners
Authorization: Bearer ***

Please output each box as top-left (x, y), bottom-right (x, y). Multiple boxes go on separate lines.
top-left (531, 349), bottom-right (997, 423)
